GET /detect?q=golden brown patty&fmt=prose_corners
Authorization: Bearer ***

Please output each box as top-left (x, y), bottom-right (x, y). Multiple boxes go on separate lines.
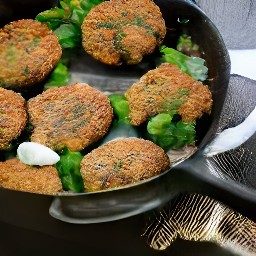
top-left (0, 88), bottom-right (27, 150)
top-left (81, 0), bottom-right (166, 65)
top-left (125, 63), bottom-right (213, 125)
top-left (0, 158), bottom-right (63, 195)
top-left (80, 138), bottom-right (170, 192)
top-left (28, 83), bottom-right (113, 152)
top-left (0, 19), bottom-right (62, 89)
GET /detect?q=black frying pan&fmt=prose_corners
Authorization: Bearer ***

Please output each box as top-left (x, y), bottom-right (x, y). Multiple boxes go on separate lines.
top-left (1, 0), bottom-right (255, 227)
top-left (47, 0), bottom-right (233, 223)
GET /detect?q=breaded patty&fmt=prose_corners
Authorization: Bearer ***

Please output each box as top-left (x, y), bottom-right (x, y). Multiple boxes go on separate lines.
top-left (0, 88), bottom-right (27, 150)
top-left (0, 158), bottom-right (63, 195)
top-left (28, 83), bottom-right (113, 152)
top-left (0, 19), bottom-right (62, 90)
top-left (125, 63), bottom-right (213, 126)
top-left (80, 138), bottom-right (170, 192)
top-left (81, 0), bottom-right (166, 65)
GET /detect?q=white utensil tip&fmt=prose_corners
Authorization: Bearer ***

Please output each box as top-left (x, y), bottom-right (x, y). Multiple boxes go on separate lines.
top-left (17, 142), bottom-right (60, 166)
top-left (204, 106), bottom-right (256, 157)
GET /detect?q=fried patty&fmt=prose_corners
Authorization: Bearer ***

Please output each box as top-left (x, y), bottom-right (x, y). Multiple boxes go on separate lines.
top-left (125, 63), bottom-right (213, 125)
top-left (28, 83), bottom-right (113, 152)
top-left (0, 19), bottom-right (62, 90)
top-left (81, 0), bottom-right (166, 65)
top-left (0, 158), bottom-right (63, 195)
top-left (80, 137), bottom-right (170, 192)
top-left (0, 88), bottom-right (27, 150)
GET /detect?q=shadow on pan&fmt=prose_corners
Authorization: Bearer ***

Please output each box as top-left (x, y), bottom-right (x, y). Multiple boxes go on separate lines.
top-left (4, 0), bottom-right (253, 225)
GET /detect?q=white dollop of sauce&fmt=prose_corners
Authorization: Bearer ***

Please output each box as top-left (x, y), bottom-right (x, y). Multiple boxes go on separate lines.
top-left (204, 106), bottom-right (256, 157)
top-left (17, 142), bottom-right (60, 166)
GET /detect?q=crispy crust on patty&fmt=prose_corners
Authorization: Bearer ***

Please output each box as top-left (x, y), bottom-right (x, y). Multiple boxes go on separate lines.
top-left (28, 83), bottom-right (113, 152)
top-left (80, 137), bottom-right (170, 192)
top-left (125, 63), bottom-right (213, 125)
top-left (81, 0), bottom-right (166, 65)
top-left (0, 158), bottom-right (63, 195)
top-left (0, 88), bottom-right (27, 150)
top-left (0, 19), bottom-right (62, 89)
